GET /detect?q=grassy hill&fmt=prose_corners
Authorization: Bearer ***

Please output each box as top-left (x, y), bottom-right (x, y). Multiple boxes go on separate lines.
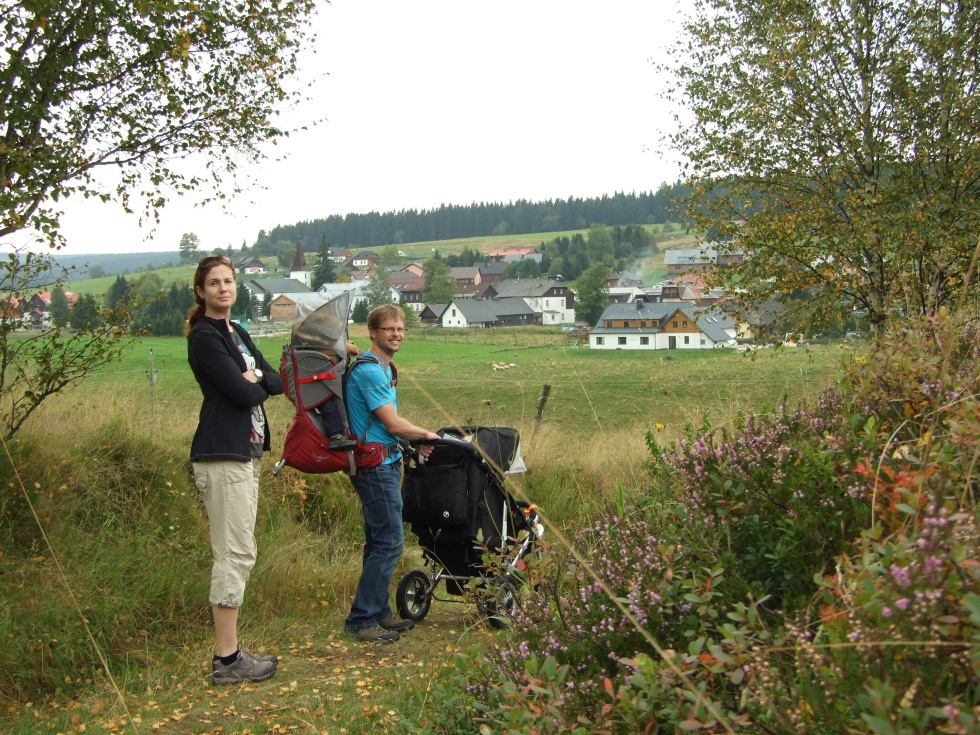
top-left (62, 224), bottom-right (698, 295)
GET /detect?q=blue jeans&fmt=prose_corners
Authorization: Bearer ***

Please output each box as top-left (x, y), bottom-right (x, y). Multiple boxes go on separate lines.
top-left (344, 461), bottom-right (404, 631)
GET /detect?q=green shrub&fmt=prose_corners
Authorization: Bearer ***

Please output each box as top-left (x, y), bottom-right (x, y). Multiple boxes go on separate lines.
top-left (648, 390), bottom-right (877, 609)
top-left (394, 312), bottom-right (980, 734)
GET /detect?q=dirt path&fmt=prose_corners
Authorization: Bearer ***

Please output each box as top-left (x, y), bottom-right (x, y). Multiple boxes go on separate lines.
top-left (83, 604), bottom-right (489, 735)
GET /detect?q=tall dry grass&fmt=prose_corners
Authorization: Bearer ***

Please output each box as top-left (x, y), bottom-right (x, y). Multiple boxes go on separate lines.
top-left (0, 335), bottom-right (841, 715)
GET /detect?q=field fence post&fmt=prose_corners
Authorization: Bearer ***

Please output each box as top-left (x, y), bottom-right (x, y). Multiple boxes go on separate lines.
top-left (533, 384), bottom-right (551, 433)
top-left (145, 349), bottom-right (158, 423)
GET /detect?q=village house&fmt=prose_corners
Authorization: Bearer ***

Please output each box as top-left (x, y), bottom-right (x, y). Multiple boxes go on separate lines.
top-left (390, 276), bottom-right (426, 312)
top-left (350, 251), bottom-right (381, 269)
top-left (317, 281), bottom-right (401, 316)
top-left (733, 298), bottom-right (786, 341)
top-left (234, 256), bottom-right (268, 275)
top-left (604, 272), bottom-right (644, 288)
top-left (494, 277), bottom-right (575, 325)
top-left (418, 303), bottom-right (449, 326)
top-left (268, 292), bottom-right (333, 324)
top-left (327, 247), bottom-right (353, 265)
top-left (475, 261), bottom-right (508, 284)
top-left (449, 266), bottom-right (480, 287)
top-left (456, 282), bottom-right (497, 300)
top-left (486, 247), bottom-right (541, 264)
top-left (440, 297), bottom-right (538, 328)
top-left (242, 278), bottom-right (313, 309)
top-left (664, 243), bottom-right (745, 276)
top-left (588, 301), bottom-right (736, 350)
top-left (346, 267), bottom-right (375, 281)
top-left (21, 291), bottom-right (80, 329)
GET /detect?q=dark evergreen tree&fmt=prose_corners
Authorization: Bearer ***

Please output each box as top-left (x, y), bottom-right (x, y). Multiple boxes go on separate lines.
top-left (312, 235), bottom-right (336, 290)
top-left (574, 263), bottom-right (612, 325)
top-left (105, 275), bottom-right (130, 309)
top-left (49, 287), bottom-right (71, 327)
top-left (351, 299), bottom-right (369, 324)
top-left (70, 294), bottom-right (102, 330)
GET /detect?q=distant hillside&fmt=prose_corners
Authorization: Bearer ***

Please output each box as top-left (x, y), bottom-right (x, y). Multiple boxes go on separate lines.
top-left (53, 251), bottom-right (182, 278)
top-left (264, 185), bottom-right (690, 250)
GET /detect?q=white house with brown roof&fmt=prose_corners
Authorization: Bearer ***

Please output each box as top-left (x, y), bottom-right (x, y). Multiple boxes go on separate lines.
top-left (588, 301), bottom-right (736, 350)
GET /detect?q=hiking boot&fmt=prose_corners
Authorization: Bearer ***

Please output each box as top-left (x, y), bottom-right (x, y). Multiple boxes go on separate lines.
top-left (212, 648), bottom-right (278, 685)
top-left (378, 616), bottom-right (415, 632)
top-left (241, 647), bottom-right (278, 665)
top-left (354, 626), bottom-right (400, 644)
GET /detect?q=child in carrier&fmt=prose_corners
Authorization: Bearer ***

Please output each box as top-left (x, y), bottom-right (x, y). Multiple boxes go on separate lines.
top-left (311, 340), bottom-right (360, 451)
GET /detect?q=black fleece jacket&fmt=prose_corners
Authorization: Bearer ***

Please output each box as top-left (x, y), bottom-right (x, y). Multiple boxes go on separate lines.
top-left (188, 316), bottom-right (285, 462)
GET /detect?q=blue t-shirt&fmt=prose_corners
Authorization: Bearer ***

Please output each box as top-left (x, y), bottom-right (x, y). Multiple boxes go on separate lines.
top-left (346, 352), bottom-right (401, 463)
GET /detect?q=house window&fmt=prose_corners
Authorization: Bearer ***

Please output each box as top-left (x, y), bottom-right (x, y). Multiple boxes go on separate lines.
top-left (452, 309), bottom-right (457, 316)
top-left (596, 336), bottom-right (604, 345)
top-left (640, 337), bottom-right (649, 345)
top-left (684, 336), bottom-right (690, 344)
top-left (700, 338), bottom-right (706, 345)
top-left (672, 320), bottom-right (678, 328)
top-left (618, 337), bottom-right (627, 345)
top-left (683, 320), bottom-right (688, 327)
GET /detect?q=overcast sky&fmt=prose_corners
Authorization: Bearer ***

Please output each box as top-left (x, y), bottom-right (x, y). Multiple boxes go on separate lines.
top-left (42, 0), bottom-right (690, 256)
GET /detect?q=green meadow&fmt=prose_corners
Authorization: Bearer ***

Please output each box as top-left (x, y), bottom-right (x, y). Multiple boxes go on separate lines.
top-left (0, 324), bottom-right (859, 733)
top-left (89, 326), bottom-right (842, 441)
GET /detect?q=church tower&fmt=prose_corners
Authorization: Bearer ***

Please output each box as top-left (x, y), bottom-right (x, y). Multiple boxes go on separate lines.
top-left (289, 242), bottom-right (311, 288)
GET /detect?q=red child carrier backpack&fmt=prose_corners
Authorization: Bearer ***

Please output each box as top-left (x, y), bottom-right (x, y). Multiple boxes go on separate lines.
top-left (272, 292), bottom-right (398, 477)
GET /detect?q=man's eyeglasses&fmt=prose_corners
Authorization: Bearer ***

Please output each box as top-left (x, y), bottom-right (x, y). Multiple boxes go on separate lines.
top-left (377, 326), bottom-right (407, 334)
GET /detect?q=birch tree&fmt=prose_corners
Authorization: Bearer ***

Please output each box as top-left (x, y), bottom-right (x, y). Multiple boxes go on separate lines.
top-left (667, 0), bottom-right (980, 331)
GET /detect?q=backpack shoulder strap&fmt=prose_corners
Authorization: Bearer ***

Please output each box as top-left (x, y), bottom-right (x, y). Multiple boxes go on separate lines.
top-left (348, 353), bottom-right (396, 384)
top-left (344, 353), bottom-right (396, 443)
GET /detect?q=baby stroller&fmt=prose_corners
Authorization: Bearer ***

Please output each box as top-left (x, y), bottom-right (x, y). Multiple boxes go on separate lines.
top-left (396, 426), bottom-right (544, 628)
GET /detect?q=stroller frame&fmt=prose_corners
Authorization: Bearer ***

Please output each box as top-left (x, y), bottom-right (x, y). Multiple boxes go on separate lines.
top-left (397, 515), bottom-right (539, 627)
top-left (395, 426), bottom-right (543, 628)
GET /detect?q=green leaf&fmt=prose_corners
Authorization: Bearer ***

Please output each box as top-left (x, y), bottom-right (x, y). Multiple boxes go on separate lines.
top-left (861, 715), bottom-right (897, 735)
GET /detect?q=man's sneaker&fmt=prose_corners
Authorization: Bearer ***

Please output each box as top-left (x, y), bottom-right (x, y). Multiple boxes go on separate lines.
top-left (213, 648), bottom-right (278, 685)
top-left (354, 626), bottom-right (400, 644)
top-left (378, 616), bottom-right (415, 632)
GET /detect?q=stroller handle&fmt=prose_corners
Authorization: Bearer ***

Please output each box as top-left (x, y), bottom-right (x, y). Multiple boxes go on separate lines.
top-left (406, 436), bottom-right (474, 450)
top-left (405, 436), bottom-right (484, 463)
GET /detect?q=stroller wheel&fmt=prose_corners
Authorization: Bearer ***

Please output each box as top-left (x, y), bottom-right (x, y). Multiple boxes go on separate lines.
top-left (396, 570), bottom-right (433, 622)
top-left (479, 575), bottom-right (518, 629)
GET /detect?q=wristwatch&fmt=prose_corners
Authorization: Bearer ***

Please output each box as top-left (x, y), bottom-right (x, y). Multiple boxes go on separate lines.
top-left (254, 369), bottom-right (264, 380)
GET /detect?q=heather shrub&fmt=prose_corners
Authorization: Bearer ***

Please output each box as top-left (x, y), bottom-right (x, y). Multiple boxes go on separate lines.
top-left (395, 312), bottom-right (980, 734)
top-left (646, 390), bottom-right (877, 609)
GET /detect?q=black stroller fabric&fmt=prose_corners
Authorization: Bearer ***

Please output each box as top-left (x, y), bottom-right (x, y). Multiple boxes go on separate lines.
top-left (403, 426), bottom-right (530, 593)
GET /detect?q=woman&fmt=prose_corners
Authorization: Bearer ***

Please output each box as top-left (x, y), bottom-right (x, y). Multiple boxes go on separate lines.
top-left (186, 254), bottom-right (285, 685)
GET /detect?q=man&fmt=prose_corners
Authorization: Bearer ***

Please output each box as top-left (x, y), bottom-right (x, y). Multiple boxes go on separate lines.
top-left (344, 304), bottom-right (440, 643)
